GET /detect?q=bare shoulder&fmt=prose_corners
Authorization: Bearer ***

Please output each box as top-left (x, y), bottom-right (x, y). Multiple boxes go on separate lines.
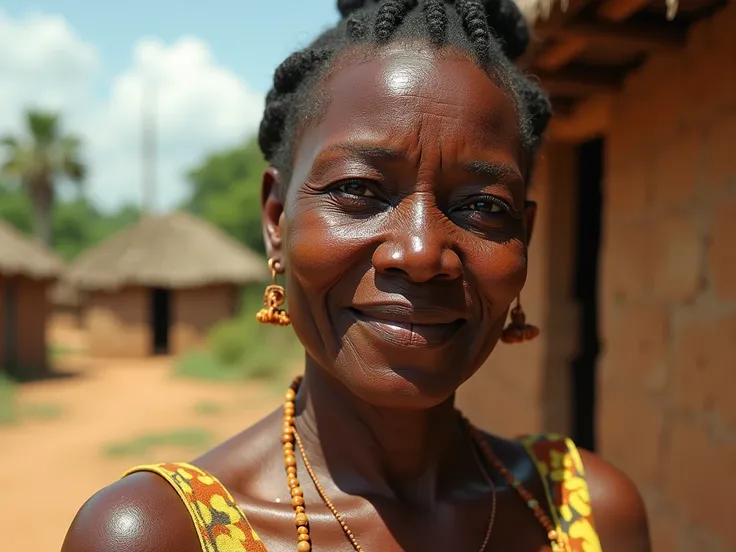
top-left (61, 411), bottom-right (281, 552)
top-left (61, 471), bottom-right (200, 552)
top-left (580, 449), bottom-right (652, 552)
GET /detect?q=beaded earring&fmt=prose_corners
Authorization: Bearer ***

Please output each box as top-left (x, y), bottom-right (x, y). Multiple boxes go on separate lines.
top-left (501, 297), bottom-right (539, 344)
top-left (256, 258), bottom-right (291, 326)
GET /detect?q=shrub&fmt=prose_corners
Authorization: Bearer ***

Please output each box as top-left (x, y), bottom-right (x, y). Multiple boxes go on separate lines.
top-left (209, 319), bottom-right (253, 366)
top-left (174, 284), bottom-right (302, 383)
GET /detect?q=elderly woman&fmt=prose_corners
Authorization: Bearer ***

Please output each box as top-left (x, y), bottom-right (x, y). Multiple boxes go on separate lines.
top-left (62, 1), bottom-right (650, 551)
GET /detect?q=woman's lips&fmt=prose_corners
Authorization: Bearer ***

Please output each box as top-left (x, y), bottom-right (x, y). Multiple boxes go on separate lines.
top-left (348, 305), bottom-right (465, 348)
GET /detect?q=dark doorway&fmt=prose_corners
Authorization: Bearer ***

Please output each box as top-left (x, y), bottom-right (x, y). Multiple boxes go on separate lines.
top-left (150, 287), bottom-right (171, 355)
top-left (571, 138), bottom-right (604, 452)
top-left (3, 280), bottom-right (17, 371)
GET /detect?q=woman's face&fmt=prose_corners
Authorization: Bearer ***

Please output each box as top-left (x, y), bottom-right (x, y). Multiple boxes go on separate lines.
top-left (262, 46), bottom-right (535, 409)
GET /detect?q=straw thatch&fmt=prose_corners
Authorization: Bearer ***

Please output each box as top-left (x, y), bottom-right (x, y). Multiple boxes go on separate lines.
top-left (0, 220), bottom-right (63, 280)
top-left (65, 211), bottom-right (269, 291)
top-left (515, 0), bottom-right (680, 22)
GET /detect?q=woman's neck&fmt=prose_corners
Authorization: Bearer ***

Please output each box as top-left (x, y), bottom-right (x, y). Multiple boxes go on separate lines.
top-left (292, 358), bottom-right (477, 505)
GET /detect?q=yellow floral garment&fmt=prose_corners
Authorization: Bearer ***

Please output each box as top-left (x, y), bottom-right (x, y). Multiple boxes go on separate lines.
top-left (521, 434), bottom-right (603, 552)
top-left (123, 434), bottom-right (601, 551)
top-left (122, 463), bottom-right (266, 552)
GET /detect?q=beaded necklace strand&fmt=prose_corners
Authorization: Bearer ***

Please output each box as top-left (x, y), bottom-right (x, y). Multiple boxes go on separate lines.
top-left (281, 376), bottom-right (562, 551)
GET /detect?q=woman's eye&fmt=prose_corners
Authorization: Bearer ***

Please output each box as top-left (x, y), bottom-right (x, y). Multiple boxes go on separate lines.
top-left (335, 180), bottom-right (376, 198)
top-left (462, 198), bottom-right (508, 213)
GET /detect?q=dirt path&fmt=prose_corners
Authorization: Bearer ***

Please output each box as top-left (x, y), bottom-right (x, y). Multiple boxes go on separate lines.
top-left (0, 350), bottom-right (291, 551)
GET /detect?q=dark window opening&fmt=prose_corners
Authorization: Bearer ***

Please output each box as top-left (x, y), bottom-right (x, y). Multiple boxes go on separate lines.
top-left (572, 138), bottom-right (604, 452)
top-left (150, 287), bottom-right (171, 355)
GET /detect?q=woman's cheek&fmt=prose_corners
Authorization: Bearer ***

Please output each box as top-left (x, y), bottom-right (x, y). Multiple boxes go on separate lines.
top-left (284, 206), bottom-right (373, 292)
top-left (467, 240), bottom-right (528, 304)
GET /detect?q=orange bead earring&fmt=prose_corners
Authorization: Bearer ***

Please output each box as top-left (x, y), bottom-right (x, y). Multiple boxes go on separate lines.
top-left (501, 297), bottom-right (539, 344)
top-left (256, 258), bottom-right (291, 326)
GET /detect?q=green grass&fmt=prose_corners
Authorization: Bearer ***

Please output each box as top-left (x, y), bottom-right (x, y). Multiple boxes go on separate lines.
top-left (174, 337), bottom-right (301, 383)
top-left (21, 402), bottom-right (65, 421)
top-left (48, 344), bottom-right (82, 360)
top-left (193, 400), bottom-right (224, 416)
top-left (175, 350), bottom-right (252, 382)
top-left (0, 374), bottom-right (64, 425)
top-left (103, 428), bottom-right (213, 458)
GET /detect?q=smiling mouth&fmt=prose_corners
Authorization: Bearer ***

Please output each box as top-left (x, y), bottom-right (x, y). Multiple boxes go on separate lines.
top-left (348, 308), bottom-right (465, 348)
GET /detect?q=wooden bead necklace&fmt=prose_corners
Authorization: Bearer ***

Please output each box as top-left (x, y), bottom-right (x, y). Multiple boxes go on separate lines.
top-left (282, 376), bottom-right (561, 551)
top-left (464, 419), bottom-right (562, 551)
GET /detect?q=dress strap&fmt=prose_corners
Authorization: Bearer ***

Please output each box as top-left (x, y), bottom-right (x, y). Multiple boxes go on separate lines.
top-left (122, 462), bottom-right (267, 552)
top-left (519, 434), bottom-right (603, 552)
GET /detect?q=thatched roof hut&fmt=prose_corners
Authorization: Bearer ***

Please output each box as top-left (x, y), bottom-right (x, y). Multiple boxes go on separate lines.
top-left (0, 220), bottom-right (63, 376)
top-left (0, 220), bottom-right (62, 280)
top-left (66, 212), bottom-right (268, 358)
top-left (66, 211), bottom-right (267, 291)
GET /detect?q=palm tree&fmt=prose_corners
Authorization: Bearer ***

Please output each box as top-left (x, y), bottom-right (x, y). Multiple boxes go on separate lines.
top-left (0, 110), bottom-right (85, 246)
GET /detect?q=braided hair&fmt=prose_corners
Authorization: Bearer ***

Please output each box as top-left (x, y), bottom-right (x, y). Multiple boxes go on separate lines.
top-left (259, 0), bottom-right (551, 181)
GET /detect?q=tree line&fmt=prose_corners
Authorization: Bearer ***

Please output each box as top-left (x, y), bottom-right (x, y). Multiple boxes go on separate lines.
top-left (0, 109), bottom-right (268, 261)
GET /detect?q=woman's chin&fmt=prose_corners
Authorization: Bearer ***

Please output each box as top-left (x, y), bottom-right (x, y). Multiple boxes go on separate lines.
top-left (338, 365), bottom-right (462, 410)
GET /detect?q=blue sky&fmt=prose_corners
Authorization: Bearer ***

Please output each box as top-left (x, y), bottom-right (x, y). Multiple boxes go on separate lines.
top-left (0, 1), bottom-right (340, 211)
top-left (2, 0), bottom-right (339, 94)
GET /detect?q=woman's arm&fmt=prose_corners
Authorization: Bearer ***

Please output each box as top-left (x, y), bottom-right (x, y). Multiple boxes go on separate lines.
top-left (61, 472), bottom-right (201, 552)
top-left (581, 450), bottom-right (651, 552)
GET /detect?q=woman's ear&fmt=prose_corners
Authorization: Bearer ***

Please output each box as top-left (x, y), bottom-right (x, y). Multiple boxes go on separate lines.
top-left (261, 166), bottom-right (284, 262)
top-left (524, 200), bottom-right (537, 248)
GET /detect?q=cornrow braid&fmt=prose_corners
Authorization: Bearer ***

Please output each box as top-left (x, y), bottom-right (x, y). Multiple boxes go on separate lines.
top-left (375, 0), bottom-right (417, 42)
top-left (273, 49), bottom-right (332, 95)
top-left (423, 0), bottom-right (448, 45)
top-left (260, 0), bottom-right (552, 182)
top-left (455, 0), bottom-right (492, 62)
top-left (258, 48), bottom-right (335, 161)
top-left (347, 12), bottom-right (370, 41)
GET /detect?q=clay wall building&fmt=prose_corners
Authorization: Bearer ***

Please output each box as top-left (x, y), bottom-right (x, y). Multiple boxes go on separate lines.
top-left (0, 220), bottom-right (62, 378)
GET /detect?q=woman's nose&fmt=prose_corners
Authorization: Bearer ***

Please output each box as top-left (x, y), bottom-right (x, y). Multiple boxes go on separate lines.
top-left (371, 200), bottom-right (463, 283)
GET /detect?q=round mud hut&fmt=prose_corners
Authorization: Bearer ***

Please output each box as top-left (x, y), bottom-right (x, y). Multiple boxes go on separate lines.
top-left (0, 220), bottom-right (63, 377)
top-left (65, 212), bottom-right (267, 358)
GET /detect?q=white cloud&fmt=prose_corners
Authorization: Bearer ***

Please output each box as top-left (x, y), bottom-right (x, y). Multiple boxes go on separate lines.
top-left (0, 11), bottom-right (99, 128)
top-left (0, 11), bottom-right (265, 211)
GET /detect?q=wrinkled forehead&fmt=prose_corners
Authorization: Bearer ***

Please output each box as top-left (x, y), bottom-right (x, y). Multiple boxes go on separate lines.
top-left (290, 45), bottom-right (522, 181)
